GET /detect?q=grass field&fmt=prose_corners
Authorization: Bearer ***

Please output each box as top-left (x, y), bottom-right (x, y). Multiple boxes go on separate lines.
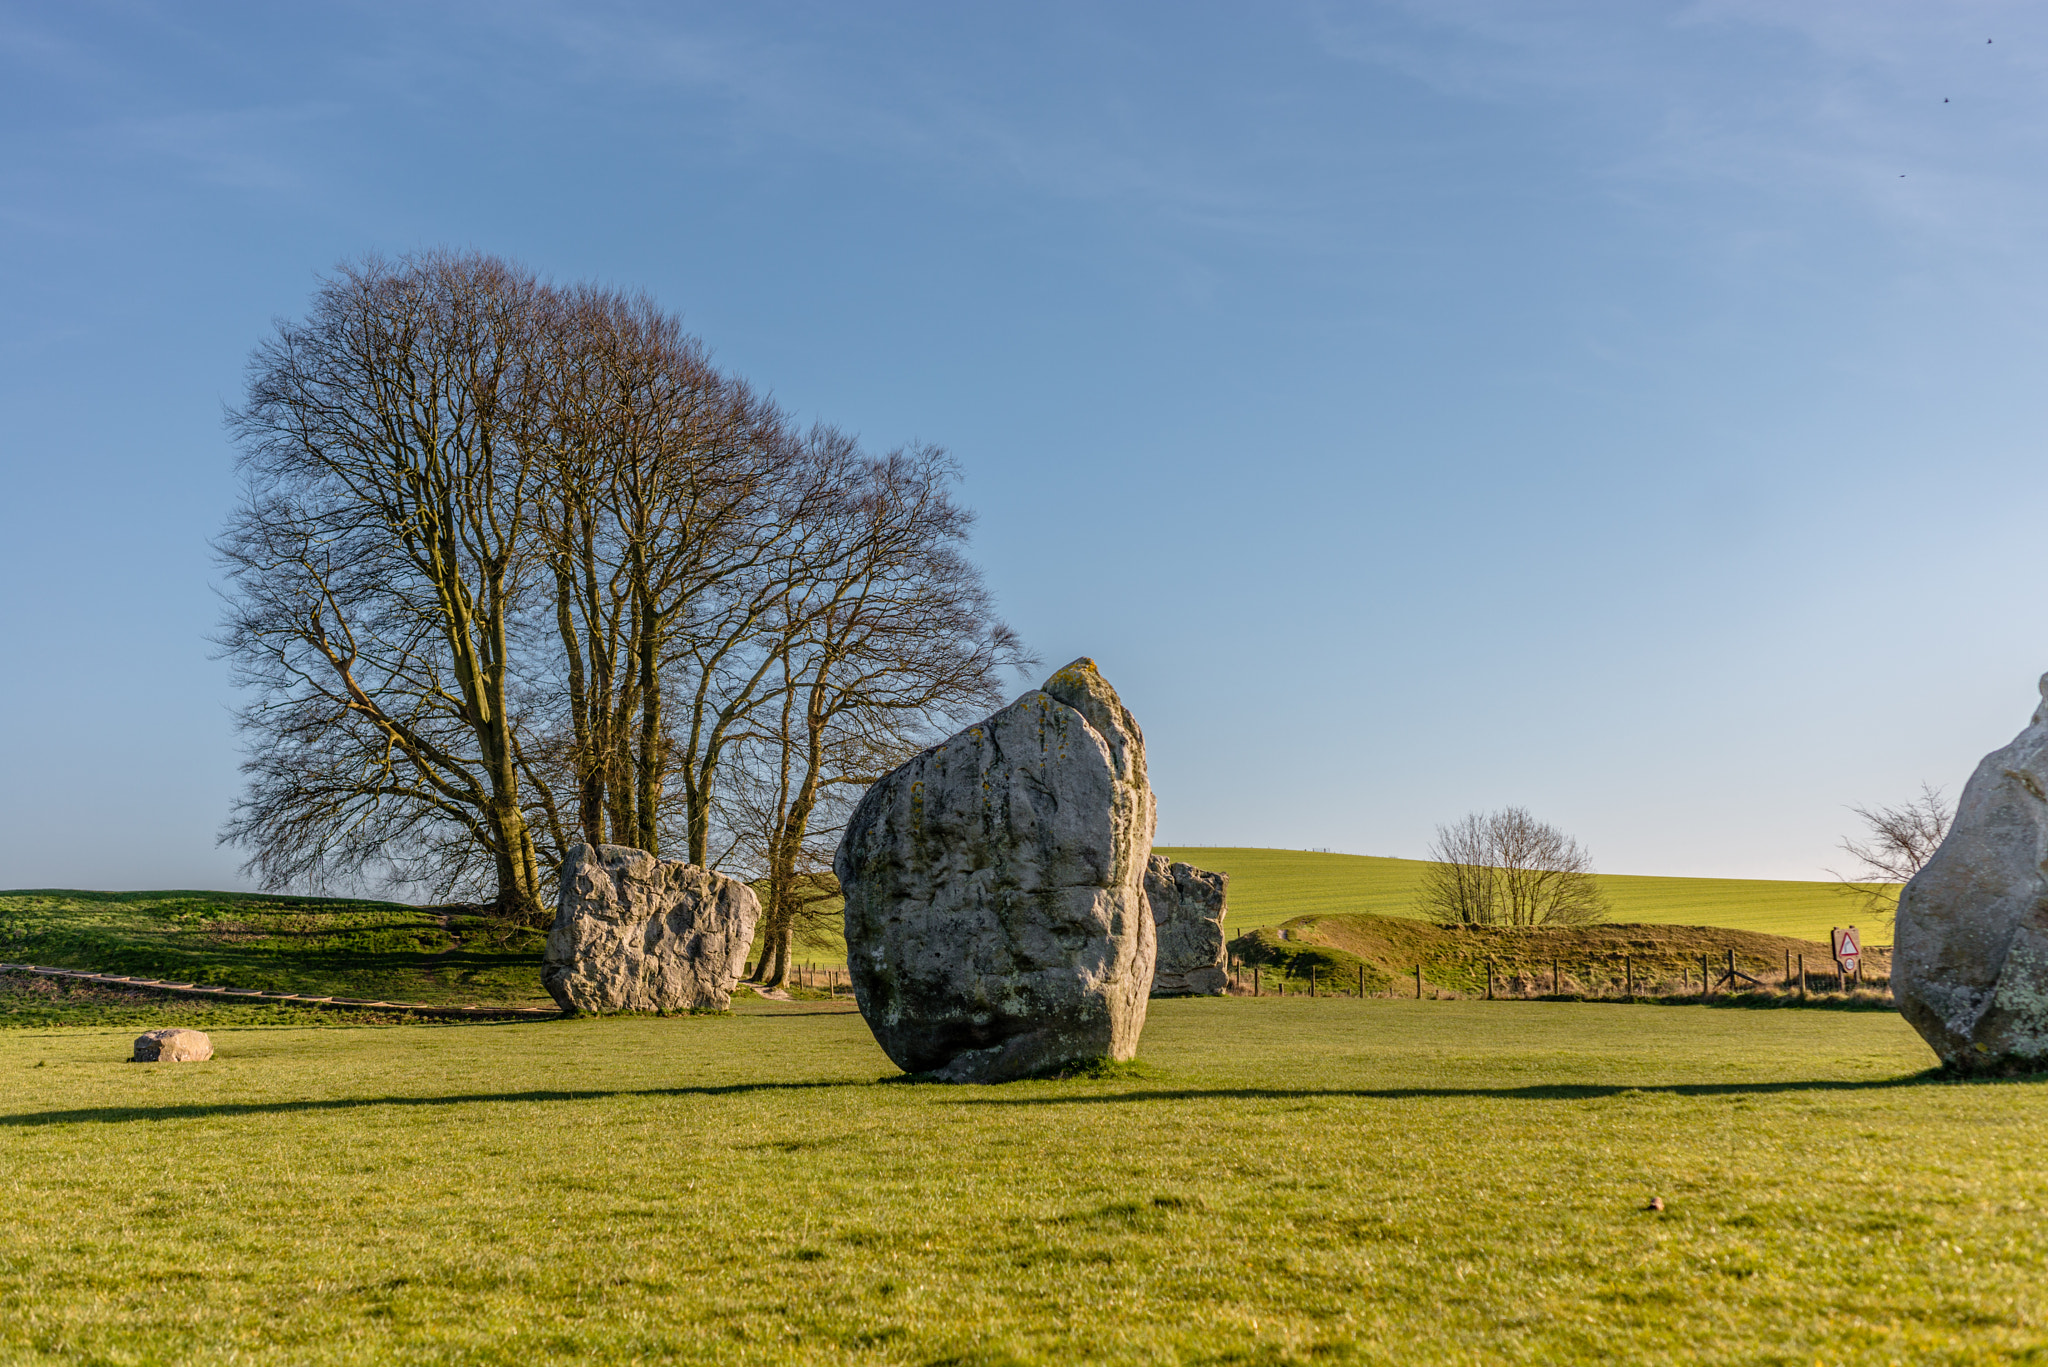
top-left (1156, 848), bottom-right (1893, 945)
top-left (3, 998), bottom-right (2040, 1364)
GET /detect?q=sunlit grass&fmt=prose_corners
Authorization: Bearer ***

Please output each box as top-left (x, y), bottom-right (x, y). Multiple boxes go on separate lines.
top-left (2, 997), bottom-right (2040, 1363)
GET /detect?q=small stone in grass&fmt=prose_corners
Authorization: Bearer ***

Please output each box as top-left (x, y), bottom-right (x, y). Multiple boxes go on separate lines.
top-left (134, 1029), bottom-right (212, 1063)
top-left (1645, 1196), bottom-right (1665, 1213)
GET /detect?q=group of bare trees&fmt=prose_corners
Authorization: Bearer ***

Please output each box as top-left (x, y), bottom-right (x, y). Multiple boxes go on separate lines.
top-left (217, 250), bottom-right (1029, 982)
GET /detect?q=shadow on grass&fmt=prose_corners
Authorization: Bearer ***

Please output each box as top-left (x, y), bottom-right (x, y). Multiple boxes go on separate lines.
top-left (18, 1066), bottom-right (2033, 1129)
top-left (948, 1071), bottom-right (2048, 1106)
top-left (0, 1080), bottom-right (871, 1128)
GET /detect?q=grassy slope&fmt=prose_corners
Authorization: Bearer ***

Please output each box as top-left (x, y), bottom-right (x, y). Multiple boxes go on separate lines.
top-left (1235, 912), bottom-right (1887, 999)
top-left (1157, 846), bottom-right (1894, 945)
top-left (0, 891), bottom-right (551, 1007)
top-left (3, 1001), bottom-right (2041, 1363)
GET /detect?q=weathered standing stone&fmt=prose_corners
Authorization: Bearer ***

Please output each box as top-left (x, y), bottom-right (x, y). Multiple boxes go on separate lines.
top-left (133, 1028), bottom-right (211, 1062)
top-left (543, 843), bottom-right (761, 1014)
top-left (1146, 857), bottom-right (1229, 997)
top-left (836, 658), bottom-right (1157, 1082)
top-left (1896, 672), bottom-right (2048, 1073)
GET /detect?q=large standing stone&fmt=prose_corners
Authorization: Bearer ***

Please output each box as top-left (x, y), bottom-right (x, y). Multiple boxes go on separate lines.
top-left (543, 843), bottom-right (761, 1014)
top-left (133, 1028), bottom-right (211, 1062)
top-left (1896, 673), bottom-right (2048, 1073)
top-left (836, 658), bottom-right (1157, 1082)
top-left (1146, 857), bottom-right (1229, 996)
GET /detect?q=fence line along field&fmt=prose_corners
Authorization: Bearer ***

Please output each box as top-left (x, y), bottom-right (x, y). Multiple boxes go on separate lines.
top-left (3, 998), bottom-right (2038, 1364)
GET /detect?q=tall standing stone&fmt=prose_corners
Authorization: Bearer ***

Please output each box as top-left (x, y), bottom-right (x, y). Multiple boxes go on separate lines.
top-left (1146, 857), bottom-right (1229, 996)
top-left (1895, 673), bottom-right (2048, 1072)
top-left (543, 843), bottom-right (761, 1014)
top-left (836, 658), bottom-right (1157, 1082)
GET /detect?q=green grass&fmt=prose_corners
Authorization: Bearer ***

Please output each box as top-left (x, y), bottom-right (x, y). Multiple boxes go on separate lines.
top-left (2, 998), bottom-right (2043, 1363)
top-left (0, 890), bottom-right (550, 1007)
top-left (1156, 847), bottom-right (1894, 945)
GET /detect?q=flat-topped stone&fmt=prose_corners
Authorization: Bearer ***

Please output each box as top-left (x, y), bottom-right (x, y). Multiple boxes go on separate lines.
top-left (544, 843), bottom-right (761, 1014)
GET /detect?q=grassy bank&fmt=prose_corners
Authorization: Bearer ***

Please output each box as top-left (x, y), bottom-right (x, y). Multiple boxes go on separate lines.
top-left (2, 999), bottom-right (2039, 1363)
top-left (1232, 912), bottom-right (1886, 1000)
top-left (0, 890), bottom-right (550, 1007)
top-left (1156, 847), bottom-right (1893, 944)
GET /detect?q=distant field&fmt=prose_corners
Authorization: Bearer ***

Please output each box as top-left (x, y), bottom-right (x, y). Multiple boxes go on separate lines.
top-left (1156, 847), bottom-right (1893, 945)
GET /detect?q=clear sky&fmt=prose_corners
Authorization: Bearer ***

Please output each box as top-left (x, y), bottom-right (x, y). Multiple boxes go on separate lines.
top-left (4, 1), bottom-right (2047, 890)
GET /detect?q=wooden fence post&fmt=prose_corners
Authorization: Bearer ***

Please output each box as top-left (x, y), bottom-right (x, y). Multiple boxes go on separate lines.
top-left (1310, 966), bottom-right (1317, 997)
top-left (1798, 954), bottom-right (1806, 1000)
top-left (1624, 955), bottom-right (1632, 999)
top-left (1415, 966), bottom-right (1423, 1000)
top-left (1253, 965), bottom-right (1260, 996)
top-left (1357, 964), bottom-right (1365, 998)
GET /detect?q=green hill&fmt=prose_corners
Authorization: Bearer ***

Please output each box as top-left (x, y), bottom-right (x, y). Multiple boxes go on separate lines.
top-left (0, 890), bottom-right (551, 1009)
top-left (1155, 847), bottom-right (1892, 946)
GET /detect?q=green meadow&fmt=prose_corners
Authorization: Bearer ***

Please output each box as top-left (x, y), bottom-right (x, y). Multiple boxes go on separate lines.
top-left (1155, 847), bottom-right (1892, 946)
top-left (3, 998), bottom-right (2042, 1364)
top-left (0, 891), bottom-right (552, 1009)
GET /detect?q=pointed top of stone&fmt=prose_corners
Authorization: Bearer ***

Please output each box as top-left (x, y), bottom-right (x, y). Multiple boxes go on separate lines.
top-left (1041, 658), bottom-right (1146, 792)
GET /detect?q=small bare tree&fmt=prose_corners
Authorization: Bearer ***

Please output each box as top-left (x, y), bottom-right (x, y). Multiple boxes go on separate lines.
top-left (1830, 783), bottom-right (1953, 922)
top-left (1417, 807), bottom-right (1608, 926)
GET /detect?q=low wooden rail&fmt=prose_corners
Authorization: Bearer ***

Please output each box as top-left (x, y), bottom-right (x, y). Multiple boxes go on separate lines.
top-left (0, 962), bottom-right (560, 1020)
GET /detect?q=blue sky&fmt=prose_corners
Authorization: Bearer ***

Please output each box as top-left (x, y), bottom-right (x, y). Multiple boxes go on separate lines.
top-left (5, 0), bottom-right (2048, 889)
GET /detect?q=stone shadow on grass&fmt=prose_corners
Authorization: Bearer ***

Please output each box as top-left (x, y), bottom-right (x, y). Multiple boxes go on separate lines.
top-left (0, 1080), bottom-right (869, 1128)
top-left (947, 1070), bottom-right (2039, 1106)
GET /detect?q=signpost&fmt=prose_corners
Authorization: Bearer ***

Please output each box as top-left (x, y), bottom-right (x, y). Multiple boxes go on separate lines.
top-left (1832, 925), bottom-right (1861, 991)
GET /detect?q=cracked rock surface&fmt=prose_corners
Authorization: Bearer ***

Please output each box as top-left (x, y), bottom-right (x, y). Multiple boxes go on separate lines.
top-left (133, 1028), bottom-right (212, 1062)
top-left (1147, 857), bottom-right (1229, 997)
top-left (544, 843), bottom-right (760, 1014)
top-left (1896, 672), bottom-right (2048, 1072)
top-left (836, 658), bottom-right (1157, 1082)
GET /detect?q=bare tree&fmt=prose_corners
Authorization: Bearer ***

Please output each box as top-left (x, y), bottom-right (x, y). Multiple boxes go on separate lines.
top-left (525, 284), bottom-right (785, 859)
top-left (730, 436), bottom-right (1032, 987)
top-left (219, 251), bottom-right (553, 919)
top-left (1416, 807), bottom-right (1609, 926)
top-left (1830, 783), bottom-right (1953, 922)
